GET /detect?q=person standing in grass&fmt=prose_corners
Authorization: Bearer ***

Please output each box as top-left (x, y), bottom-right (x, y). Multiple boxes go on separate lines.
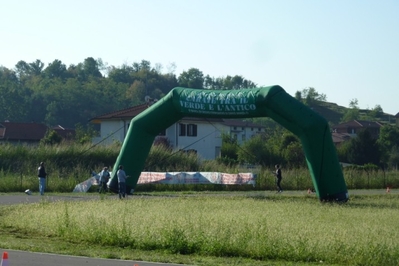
top-left (117, 165), bottom-right (129, 199)
top-left (273, 164), bottom-right (283, 193)
top-left (37, 162), bottom-right (47, 196)
top-left (98, 167), bottom-right (110, 193)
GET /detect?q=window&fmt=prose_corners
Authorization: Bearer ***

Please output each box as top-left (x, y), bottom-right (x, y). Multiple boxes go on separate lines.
top-left (242, 134), bottom-right (246, 141)
top-left (179, 123), bottom-right (197, 137)
top-left (179, 123), bottom-right (186, 136)
top-left (187, 124), bottom-right (197, 136)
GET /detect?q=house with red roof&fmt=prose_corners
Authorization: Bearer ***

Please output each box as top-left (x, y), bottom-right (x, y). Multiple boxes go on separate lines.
top-left (0, 122), bottom-right (75, 144)
top-left (0, 122), bottom-right (48, 144)
top-left (330, 119), bottom-right (386, 147)
top-left (331, 120), bottom-right (383, 139)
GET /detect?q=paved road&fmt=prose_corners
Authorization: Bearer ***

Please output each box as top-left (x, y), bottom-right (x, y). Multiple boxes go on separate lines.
top-left (1, 249), bottom-right (184, 266)
top-left (0, 188), bottom-right (394, 206)
top-left (0, 193), bottom-right (117, 205)
top-left (0, 194), bottom-right (97, 205)
top-left (0, 194), bottom-right (187, 266)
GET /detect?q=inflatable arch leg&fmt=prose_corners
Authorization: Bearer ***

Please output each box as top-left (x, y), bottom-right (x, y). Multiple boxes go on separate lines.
top-left (109, 85), bottom-right (349, 202)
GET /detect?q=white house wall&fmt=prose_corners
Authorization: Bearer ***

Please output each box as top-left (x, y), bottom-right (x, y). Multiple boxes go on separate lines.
top-left (93, 118), bottom-right (264, 160)
top-left (165, 121), bottom-right (224, 160)
top-left (220, 125), bottom-right (264, 145)
top-left (93, 120), bottom-right (129, 145)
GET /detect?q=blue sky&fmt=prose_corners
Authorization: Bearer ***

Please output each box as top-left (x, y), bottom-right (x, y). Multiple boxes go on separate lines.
top-left (1, 0), bottom-right (398, 114)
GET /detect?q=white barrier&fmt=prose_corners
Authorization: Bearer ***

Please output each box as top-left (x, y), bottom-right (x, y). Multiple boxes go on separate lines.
top-left (137, 172), bottom-right (256, 185)
top-left (73, 172), bottom-right (256, 192)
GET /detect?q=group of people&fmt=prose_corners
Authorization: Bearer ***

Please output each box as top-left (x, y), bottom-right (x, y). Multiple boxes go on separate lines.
top-left (37, 162), bottom-right (283, 195)
top-left (36, 162), bottom-right (129, 199)
top-left (97, 165), bottom-right (130, 198)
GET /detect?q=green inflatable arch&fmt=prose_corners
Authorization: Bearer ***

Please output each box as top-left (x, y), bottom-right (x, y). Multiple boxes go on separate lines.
top-left (110, 85), bottom-right (349, 202)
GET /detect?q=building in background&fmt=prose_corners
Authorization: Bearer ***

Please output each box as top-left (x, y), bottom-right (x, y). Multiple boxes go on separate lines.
top-left (89, 104), bottom-right (265, 160)
top-left (0, 121), bottom-right (74, 145)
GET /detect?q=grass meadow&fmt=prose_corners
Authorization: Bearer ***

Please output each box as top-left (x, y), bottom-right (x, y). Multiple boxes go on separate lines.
top-left (1, 143), bottom-right (399, 265)
top-left (1, 192), bottom-right (399, 265)
top-left (1, 142), bottom-right (399, 194)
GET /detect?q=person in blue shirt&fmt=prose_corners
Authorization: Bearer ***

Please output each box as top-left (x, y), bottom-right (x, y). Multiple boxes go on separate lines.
top-left (117, 165), bottom-right (129, 199)
top-left (98, 167), bottom-right (110, 193)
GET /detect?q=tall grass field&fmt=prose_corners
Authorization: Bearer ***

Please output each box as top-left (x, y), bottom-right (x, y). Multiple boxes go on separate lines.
top-left (1, 143), bottom-right (399, 265)
top-left (1, 193), bottom-right (399, 265)
top-left (1, 143), bottom-right (399, 193)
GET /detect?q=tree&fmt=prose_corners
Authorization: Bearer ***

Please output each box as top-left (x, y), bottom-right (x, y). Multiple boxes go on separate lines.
top-left (45, 101), bottom-right (60, 126)
top-left (387, 146), bottom-right (399, 169)
top-left (15, 60), bottom-right (31, 83)
top-left (108, 65), bottom-right (134, 84)
top-left (220, 133), bottom-right (239, 162)
top-left (74, 123), bottom-right (97, 144)
top-left (125, 80), bottom-right (146, 106)
top-left (0, 84), bottom-right (28, 122)
top-left (177, 68), bottom-right (204, 89)
top-left (346, 129), bottom-right (380, 166)
top-left (295, 87), bottom-right (327, 105)
top-left (336, 140), bottom-right (350, 163)
top-left (341, 98), bottom-right (360, 122)
top-left (133, 60), bottom-right (151, 72)
top-left (15, 59), bottom-right (44, 82)
top-left (377, 125), bottom-right (399, 167)
top-left (81, 57), bottom-right (103, 78)
top-left (0, 57), bottom-right (265, 135)
top-left (202, 75), bottom-right (256, 90)
top-left (238, 134), bottom-right (272, 166)
top-left (349, 98), bottom-right (359, 109)
top-left (294, 91), bottom-right (302, 101)
top-left (29, 59), bottom-right (45, 75)
top-left (280, 134), bottom-right (306, 167)
top-left (0, 67), bottom-right (29, 122)
top-left (377, 125), bottom-right (399, 152)
top-left (44, 59), bottom-right (68, 80)
top-left (40, 129), bottom-right (62, 145)
top-left (341, 109), bottom-right (359, 122)
top-left (368, 104), bottom-right (383, 119)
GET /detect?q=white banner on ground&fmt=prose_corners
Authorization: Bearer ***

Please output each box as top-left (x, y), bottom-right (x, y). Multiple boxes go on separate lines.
top-left (73, 172), bottom-right (255, 192)
top-left (73, 172), bottom-right (99, 192)
top-left (137, 172), bottom-right (256, 185)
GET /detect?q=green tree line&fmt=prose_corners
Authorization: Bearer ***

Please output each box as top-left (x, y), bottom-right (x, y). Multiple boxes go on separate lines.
top-left (221, 125), bottom-right (399, 170)
top-left (0, 58), bottom-right (257, 128)
top-left (2, 58), bottom-right (398, 169)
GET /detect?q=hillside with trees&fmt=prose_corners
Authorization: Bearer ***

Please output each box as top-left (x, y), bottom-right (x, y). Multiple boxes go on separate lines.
top-left (1, 58), bottom-right (399, 169)
top-left (0, 58), bottom-right (256, 128)
top-left (1, 58), bottom-right (396, 130)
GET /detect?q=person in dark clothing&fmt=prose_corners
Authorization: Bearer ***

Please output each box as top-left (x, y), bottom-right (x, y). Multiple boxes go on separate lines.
top-left (37, 162), bottom-right (47, 195)
top-left (273, 164), bottom-right (283, 193)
